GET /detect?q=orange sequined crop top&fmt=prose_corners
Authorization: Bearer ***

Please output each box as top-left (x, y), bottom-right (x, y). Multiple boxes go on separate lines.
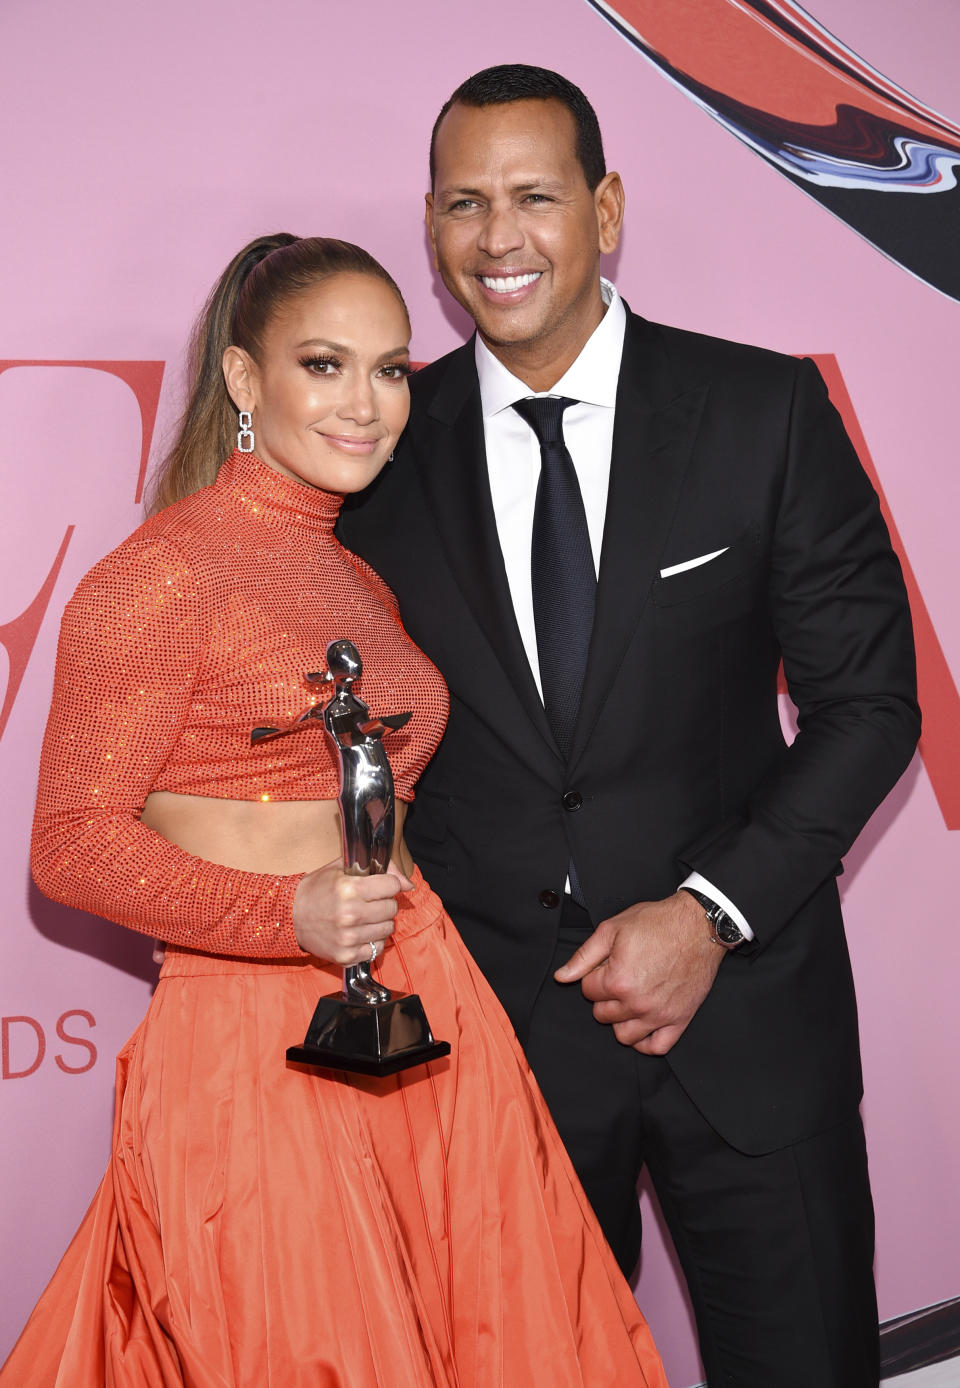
top-left (31, 450), bottom-right (449, 957)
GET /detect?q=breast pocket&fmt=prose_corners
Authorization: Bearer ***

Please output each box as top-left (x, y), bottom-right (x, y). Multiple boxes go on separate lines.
top-left (652, 525), bottom-right (763, 633)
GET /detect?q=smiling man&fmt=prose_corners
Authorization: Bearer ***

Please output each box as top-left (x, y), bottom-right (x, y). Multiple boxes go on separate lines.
top-left (425, 94), bottom-right (620, 391)
top-left (339, 64), bottom-right (920, 1387)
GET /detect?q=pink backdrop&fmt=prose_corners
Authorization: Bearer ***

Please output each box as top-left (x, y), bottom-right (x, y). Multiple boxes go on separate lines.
top-left (2, 2), bottom-right (958, 1383)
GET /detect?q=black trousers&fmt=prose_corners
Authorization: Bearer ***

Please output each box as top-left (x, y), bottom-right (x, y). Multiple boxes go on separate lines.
top-left (523, 895), bottom-right (880, 1388)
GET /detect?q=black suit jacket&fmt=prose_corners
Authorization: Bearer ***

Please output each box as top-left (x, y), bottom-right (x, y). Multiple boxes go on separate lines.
top-left (339, 308), bottom-right (919, 1154)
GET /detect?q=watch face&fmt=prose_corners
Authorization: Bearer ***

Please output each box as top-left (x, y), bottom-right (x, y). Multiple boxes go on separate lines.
top-left (714, 913), bottom-right (744, 946)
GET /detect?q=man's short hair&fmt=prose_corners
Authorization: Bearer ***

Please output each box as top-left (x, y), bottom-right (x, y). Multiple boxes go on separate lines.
top-left (429, 64), bottom-right (607, 191)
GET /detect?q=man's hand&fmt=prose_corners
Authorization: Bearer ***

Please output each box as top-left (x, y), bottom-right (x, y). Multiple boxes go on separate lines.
top-left (554, 892), bottom-right (724, 1054)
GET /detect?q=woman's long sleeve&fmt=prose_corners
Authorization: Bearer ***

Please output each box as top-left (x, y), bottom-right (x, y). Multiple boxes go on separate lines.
top-left (31, 537), bottom-right (304, 957)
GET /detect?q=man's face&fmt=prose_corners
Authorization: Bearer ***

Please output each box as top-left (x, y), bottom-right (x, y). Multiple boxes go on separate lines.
top-left (427, 99), bottom-right (621, 374)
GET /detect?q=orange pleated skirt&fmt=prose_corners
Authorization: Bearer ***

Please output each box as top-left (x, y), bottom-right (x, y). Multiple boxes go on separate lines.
top-left (1, 871), bottom-right (667, 1387)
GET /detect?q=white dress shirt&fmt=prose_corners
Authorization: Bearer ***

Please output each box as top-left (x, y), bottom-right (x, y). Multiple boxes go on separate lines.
top-left (475, 280), bottom-right (753, 940)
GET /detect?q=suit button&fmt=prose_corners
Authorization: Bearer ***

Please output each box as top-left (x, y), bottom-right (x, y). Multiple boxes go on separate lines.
top-left (562, 791), bottom-right (582, 811)
top-left (539, 889), bottom-right (561, 909)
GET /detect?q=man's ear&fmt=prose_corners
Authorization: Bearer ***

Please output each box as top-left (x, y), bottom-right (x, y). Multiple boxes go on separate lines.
top-left (223, 345), bottom-right (258, 413)
top-left (595, 172), bottom-right (625, 256)
top-left (425, 193), bottom-right (439, 271)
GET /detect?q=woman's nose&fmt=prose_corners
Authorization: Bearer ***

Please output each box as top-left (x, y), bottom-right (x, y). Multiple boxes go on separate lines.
top-left (338, 375), bottom-right (378, 424)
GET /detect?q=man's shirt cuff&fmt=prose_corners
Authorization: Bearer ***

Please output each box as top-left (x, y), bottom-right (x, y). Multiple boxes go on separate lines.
top-left (679, 871), bottom-right (755, 941)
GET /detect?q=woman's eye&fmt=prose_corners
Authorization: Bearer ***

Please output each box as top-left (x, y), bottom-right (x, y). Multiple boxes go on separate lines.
top-left (300, 355), bottom-right (340, 374)
top-left (379, 363), bottom-right (411, 380)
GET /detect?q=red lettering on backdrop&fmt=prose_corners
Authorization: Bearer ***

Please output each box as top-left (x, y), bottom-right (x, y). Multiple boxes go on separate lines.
top-left (813, 355), bottom-right (960, 831)
top-left (0, 360), bottom-right (164, 746)
top-left (2, 1017), bottom-right (45, 1079)
top-left (55, 1009), bottom-right (98, 1074)
top-left (2, 1013), bottom-right (98, 1078)
top-left (0, 360), bottom-right (165, 503)
top-left (0, 526), bottom-right (74, 743)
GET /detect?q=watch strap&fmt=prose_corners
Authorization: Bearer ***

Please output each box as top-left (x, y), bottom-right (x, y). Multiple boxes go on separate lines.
top-left (680, 886), bottom-right (746, 949)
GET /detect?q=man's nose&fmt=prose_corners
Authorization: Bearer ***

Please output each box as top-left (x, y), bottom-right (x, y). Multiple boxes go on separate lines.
top-left (477, 205), bottom-right (525, 260)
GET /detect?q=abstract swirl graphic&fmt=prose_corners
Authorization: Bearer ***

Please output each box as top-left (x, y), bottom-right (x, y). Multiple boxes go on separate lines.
top-left (586, 0), bottom-right (960, 300)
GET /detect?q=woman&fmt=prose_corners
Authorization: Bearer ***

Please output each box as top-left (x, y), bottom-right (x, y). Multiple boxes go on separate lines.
top-left (1, 234), bottom-right (667, 1387)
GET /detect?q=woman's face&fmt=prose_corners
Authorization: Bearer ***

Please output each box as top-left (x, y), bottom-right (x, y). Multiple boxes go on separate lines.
top-left (227, 271), bottom-right (411, 494)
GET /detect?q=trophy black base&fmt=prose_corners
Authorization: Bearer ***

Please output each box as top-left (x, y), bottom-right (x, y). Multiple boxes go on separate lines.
top-left (286, 991), bottom-right (451, 1077)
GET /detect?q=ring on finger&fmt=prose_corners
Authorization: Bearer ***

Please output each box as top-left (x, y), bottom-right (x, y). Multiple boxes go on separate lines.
top-left (369, 939), bottom-right (383, 963)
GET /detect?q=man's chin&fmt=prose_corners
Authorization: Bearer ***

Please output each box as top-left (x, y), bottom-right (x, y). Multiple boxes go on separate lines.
top-left (471, 310), bottom-right (547, 350)
top-left (441, 282), bottom-right (543, 345)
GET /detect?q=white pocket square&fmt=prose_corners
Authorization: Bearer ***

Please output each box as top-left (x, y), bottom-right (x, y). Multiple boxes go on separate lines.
top-left (659, 547), bottom-right (729, 579)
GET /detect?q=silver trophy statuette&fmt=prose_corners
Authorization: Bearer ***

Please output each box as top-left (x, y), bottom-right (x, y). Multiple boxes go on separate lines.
top-left (251, 639), bottom-right (450, 1077)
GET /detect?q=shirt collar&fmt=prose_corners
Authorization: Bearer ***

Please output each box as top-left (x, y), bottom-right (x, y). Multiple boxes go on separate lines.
top-left (476, 278), bottom-right (626, 418)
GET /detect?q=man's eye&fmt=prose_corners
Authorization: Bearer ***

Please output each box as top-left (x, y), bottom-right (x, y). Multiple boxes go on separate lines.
top-left (448, 199), bottom-right (478, 213)
top-left (523, 194), bottom-right (551, 205)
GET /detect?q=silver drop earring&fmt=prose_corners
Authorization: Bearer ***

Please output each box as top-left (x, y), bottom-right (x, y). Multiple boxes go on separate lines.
top-left (237, 411), bottom-right (255, 453)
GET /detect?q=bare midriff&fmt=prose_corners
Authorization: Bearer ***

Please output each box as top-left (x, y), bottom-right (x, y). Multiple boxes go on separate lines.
top-left (141, 791), bottom-right (415, 878)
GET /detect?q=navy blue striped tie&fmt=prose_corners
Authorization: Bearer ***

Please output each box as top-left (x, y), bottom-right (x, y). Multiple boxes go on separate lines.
top-left (513, 396), bottom-right (596, 754)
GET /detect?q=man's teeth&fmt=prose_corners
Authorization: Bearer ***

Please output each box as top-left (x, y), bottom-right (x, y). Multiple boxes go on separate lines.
top-left (480, 272), bottom-right (542, 293)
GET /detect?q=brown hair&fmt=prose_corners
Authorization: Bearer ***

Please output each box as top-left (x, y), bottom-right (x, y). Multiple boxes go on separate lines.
top-left (148, 234), bottom-right (408, 513)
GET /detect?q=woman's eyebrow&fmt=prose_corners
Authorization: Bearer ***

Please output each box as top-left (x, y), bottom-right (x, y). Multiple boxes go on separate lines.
top-left (295, 337), bottom-right (351, 351)
top-left (295, 339), bottom-right (410, 362)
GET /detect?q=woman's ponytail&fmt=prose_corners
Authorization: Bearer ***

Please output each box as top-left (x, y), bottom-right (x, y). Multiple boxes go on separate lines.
top-left (147, 233), bottom-right (297, 514)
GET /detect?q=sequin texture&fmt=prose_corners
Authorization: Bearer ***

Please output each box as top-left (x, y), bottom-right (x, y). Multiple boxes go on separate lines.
top-left (31, 450), bottom-right (449, 957)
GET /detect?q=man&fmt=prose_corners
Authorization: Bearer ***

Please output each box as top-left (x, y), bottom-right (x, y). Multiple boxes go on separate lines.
top-left (340, 65), bottom-right (919, 1386)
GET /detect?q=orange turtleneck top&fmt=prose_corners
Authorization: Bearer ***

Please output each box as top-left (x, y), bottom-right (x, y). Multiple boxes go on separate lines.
top-left (31, 450), bottom-right (449, 958)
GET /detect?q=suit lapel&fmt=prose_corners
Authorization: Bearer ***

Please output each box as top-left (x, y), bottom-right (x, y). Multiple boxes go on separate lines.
top-left (409, 313), bottom-right (708, 777)
top-left (412, 343), bottom-right (560, 762)
top-left (570, 312), bottom-right (709, 769)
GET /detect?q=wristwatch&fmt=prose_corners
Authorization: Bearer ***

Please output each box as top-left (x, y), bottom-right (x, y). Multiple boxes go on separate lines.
top-left (680, 887), bottom-right (746, 950)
